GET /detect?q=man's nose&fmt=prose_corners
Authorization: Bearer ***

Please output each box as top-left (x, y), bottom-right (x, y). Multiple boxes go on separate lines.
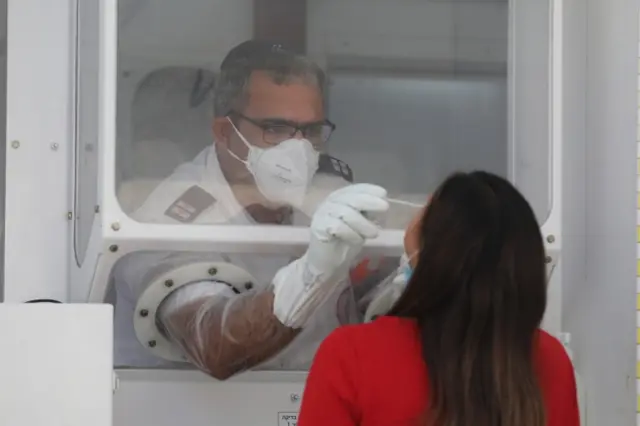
top-left (292, 129), bottom-right (305, 139)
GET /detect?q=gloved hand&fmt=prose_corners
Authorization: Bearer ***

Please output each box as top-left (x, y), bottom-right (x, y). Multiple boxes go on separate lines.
top-left (272, 184), bottom-right (389, 328)
top-left (305, 183), bottom-right (389, 278)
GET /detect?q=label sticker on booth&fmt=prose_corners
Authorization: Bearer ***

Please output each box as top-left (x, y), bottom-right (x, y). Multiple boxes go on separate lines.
top-left (278, 412), bottom-right (298, 425)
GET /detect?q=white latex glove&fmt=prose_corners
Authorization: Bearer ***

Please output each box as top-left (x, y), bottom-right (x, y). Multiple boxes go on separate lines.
top-left (272, 184), bottom-right (389, 327)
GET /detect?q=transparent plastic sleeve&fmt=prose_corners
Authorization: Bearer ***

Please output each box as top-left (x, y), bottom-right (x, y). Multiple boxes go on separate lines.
top-left (158, 285), bottom-right (299, 380)
top-left (156, 258), bottom-right (351, 380)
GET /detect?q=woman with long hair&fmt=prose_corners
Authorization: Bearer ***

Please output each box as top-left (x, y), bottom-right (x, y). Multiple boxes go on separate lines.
top-left (298, 171), bottom-right (579, 426)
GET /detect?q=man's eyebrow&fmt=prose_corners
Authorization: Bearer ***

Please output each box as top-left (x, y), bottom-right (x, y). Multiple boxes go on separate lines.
top-left (256, 117), bottom-right (327, 126)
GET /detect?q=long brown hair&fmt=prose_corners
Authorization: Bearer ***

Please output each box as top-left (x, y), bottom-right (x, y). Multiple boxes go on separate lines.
top-left (389, 171), bottom-right (547, 426)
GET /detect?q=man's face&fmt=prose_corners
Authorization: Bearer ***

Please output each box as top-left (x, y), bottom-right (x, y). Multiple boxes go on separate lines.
top-left (214, 71), bottom-right (324, 181)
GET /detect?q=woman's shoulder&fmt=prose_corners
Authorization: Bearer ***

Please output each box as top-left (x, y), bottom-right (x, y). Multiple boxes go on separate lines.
top-left (333, 314), bottom-right (415, 334)
top-left (326, 322), bottom-right (569, 353)
top-left (320, 316), bottom-right (419, 355)
top-left (320, 322), bottom-right (573, 370)
top-left (536, 329), bottom-right (571, 358)
top-left (534, 329), bottom-right (575, 377)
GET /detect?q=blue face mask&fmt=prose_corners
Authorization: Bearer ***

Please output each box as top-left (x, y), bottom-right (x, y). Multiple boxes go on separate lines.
top-left (403, 266), bottom-right (413, 282)
top-left (400, 254), bottom-right (415, 282)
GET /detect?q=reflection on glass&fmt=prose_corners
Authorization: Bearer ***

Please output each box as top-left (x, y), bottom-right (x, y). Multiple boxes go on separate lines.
top-left (328, 72), bottom-right (508, 197)
top-left (114, 0), bottom-right (525, 231)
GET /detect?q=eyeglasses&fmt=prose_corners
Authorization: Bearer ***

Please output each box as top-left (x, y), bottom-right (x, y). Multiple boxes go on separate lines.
top-left (229, 110), bottom-right (335, 146)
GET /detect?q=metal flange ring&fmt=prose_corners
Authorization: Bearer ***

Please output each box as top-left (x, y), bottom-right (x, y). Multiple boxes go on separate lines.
top-left (133, 261), bottom-right (256, 362)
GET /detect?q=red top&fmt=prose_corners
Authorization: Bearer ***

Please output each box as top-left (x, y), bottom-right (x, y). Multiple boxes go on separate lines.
top-left (298, 316), bottom-right (579, 426)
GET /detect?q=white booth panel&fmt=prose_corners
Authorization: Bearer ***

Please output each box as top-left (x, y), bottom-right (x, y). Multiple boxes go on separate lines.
top-left (69, 0), bottom-right (557, 376)
top-left (0, 304), bottom-right (113, 426)
top-left (113, 370), bottom-right (306, 426)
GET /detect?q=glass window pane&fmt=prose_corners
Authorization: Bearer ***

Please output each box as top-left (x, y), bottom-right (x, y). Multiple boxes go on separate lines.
top-left (74, 0), bottom-right (100, 265)
top-left (327, 71), bottom-right (508, 198)
top-left (115, 0), bottom-right (549, 230)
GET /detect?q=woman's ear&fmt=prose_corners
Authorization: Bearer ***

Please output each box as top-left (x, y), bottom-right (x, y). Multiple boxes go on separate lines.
top-left (404, 210), bottom-right (423, 266)
top-left (404, 195), bottom-right (431, 266)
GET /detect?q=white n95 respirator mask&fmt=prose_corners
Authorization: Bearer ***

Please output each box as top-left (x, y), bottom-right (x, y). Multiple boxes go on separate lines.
top-left (226, 117), bottom-right (319, 207)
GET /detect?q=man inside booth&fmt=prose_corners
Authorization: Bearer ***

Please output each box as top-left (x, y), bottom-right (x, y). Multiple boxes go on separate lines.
top-left (112, 40), bottom-right (395, 379)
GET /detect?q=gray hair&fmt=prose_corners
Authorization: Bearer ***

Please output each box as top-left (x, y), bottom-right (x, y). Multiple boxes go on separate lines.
top-left (213, 50), bottom-right (326, 117)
